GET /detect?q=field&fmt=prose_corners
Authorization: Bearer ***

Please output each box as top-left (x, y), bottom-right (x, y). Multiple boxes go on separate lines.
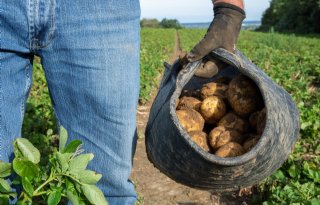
top-left (21, 29), bottom-right (320, 204)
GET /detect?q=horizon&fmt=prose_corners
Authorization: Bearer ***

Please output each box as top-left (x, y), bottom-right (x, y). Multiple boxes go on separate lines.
top-left (140, 0), bottom-right (270, 23)
top-left (140, 19), bottom-right (262, 24)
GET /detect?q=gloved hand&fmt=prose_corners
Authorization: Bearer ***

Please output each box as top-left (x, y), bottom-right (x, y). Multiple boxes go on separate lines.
top-left (186, 2), bottom-right (245, 78)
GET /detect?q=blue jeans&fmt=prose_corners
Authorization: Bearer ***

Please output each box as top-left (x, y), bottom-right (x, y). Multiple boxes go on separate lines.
top-left (0, 0), bottom-right (140, 204)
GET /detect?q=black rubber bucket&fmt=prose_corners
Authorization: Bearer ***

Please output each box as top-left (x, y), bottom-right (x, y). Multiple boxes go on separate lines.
top-left (145, 48), bottom-right (300, 191)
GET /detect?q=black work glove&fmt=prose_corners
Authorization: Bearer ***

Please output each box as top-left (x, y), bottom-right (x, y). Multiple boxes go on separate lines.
top-left (186, 2), bottom-right (245, 78)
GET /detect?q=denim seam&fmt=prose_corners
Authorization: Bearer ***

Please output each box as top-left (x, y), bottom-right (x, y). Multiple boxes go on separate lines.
top-left (29, 0), bottom-right (35, 51)
top-left (21, 64), bottom-right (32, 125)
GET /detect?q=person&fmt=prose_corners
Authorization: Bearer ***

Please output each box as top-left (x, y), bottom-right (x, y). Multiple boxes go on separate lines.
top-left (0, 0), bottom-right (244, 204)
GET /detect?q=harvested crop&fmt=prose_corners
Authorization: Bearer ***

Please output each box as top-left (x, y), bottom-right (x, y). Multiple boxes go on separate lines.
top-left (208, 126), bottom-right (243, 150)
top-left (200, 96), bottom-right (227, 124)
top-left (181, 89), bottom-right (201, 99)
top-left (200, 82), bottom-right (228, 99)
top-left (176, 109), bottom-right (205, 132)
top-left (215, 142), bottom-right (245, 158)
top-left (218, 112), bottom-right (247, 133)
top-left (249, 108), bottom-right (266, 134)
top-left (177, 96), bottom-right (202, 112)
top-left (243, 135), bottom-right (260, 152)
top-left (189, 131), bottom-right (210, 152)
top-left (227, 75), bottom-right (263, 116)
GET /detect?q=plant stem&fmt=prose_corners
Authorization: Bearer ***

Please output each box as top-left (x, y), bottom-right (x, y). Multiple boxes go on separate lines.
top-left (33, 175), bottom-right (54, 196)
top-left (58, 173), bottom-right (83, 185)
top-left (33, 191), bottom-right (48, 197)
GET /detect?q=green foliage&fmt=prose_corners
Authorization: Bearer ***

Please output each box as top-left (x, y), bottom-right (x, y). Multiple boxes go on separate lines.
top-left (22, 57), bottom-right (58, 165)
top-left (140, 18), bottom-right (160, 28)
top-left (159, 18), bottom-right (182, 29)
top-left (259, 0), bottom-right (320, 33)
top-left (140, 28), bottom-right (176, 103)
top-left (179, 29), bottom-right (320, 204)
top-left (140, 18), bottom-right (182, 29)
top-left (0, 127), bottom-right (108, 205)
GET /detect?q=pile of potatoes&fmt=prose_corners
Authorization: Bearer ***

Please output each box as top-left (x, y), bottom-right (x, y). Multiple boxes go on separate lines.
top-left (176, 75), bottom-right (266, 158)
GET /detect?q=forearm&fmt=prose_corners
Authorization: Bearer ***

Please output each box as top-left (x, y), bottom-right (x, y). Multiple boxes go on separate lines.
top-left (213, 0), bottom-right (244, 9)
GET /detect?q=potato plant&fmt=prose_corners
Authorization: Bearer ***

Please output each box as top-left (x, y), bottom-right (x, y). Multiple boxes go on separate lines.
top-left (0, 127), bottom-right (108, 205)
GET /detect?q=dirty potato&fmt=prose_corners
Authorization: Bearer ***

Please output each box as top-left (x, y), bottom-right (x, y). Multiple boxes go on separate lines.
top-left (180, 89), bottom-right (201, 99)
top-left (243, 136), bottom-right (260, 152)
top-left (215, 142), bottom-right (245, 158)
top-left (200, 82), bottom-right (228, 99)
top-left (256, 108), bottom-right (266, 134)
top-left (200, 96), bottom-right (227, 124)
top-left (177, 96), bottom-right (202, 112)
top-left (249, 108), bottom-right (266, 134)
top-left (215, 77), bottom-right (232, 85)
top-left (176, 109), bottom-right (205, 132)
top-left (218, 112), bottom-right (247, 133)
top-left (208, 126), bottom-right (243, 150)
top-left (189, 131), bottom-right (210, 152)
top-left (227, 75), bottom-right (263, 116)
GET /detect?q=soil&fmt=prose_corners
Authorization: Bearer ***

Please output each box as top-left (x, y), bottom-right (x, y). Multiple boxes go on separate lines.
top-left (132, 31), bottom-right (255, 205)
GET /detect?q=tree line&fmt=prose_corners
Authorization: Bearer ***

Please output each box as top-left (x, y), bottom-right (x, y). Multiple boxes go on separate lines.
top-left (140, 18), bottom-right (182, 29)
top-left (259, 0), bottom-right (320, 33)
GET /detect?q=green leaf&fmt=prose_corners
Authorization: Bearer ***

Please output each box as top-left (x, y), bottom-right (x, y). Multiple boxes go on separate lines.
top-left (0, 162), bottom-right (11, 178)
top-left (55, 152), bottom-right (72, 173)
top-left (59, 126), bottom-right (68, 152)
top-left (15, 138), bottom-right (40, 164)
top-left (0, 178), bottom-right (11, 193)
top-left (69, 154), bottom-right (94, 174)
top-left (301, 122), bottom-right (312, 130)
top-left (273, 170), bottom-right (286, 181)
top-left (63, 140), bottom-right (82, 153)
top-left (0, 196), bottom-right (9, 205)
top-left (11, 176), bottom-right (21, 185)
top-left (12, 158), bottom-right (38, 179)
top-left (67, 191), bottom-right (80, 205)
top-left (77, 170), bottom-right (102, 184)
top-left (22, 177), bottom-right (34, 197)
top-left (288, 164), bottom-right (299, 178)
top-left (81, 184), bottom-right (108, 205)
top-left (47, 189), bottom-right (62, 205)
top-left (311, 198), bottom-right (320, 205)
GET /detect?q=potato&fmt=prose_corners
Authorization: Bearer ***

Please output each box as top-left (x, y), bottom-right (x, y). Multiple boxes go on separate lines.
top-left (256, 108), bottom-right (266, 134)
top-left (208, 126), bottom-right (243, 150)
top-left (200, 82), bottom-right (228, 99)
top-left (218, 112), bottom-right (247, 133)
top-left (215, 77), bottom-right (232, 85)
top-left (177, 96), bottom-right (202, 112)
top-left (181, 89), bottom-right (201, 99)
top-left (215, 142), bottom-right (245, 158)
top-left (249, 108), bottom-right (266, 134)
top-left (249, 111), bottom-right (259, 129)
top-left (189, 131), bottom-right (210, 152)
top-left (200, 96), bottom-right (227, 124)
top-left (243, 136), bottom-right (260, 152)
top-left (176, 109), bottom-right (205, 132)
top-left (227, 75), bottom-right (263, 116)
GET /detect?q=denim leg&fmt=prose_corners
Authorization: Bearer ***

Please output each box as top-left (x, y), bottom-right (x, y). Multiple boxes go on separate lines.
top-left (38, 1), bottom-right (141, 204)
top-left (0, 0), bottom-right (33, 164)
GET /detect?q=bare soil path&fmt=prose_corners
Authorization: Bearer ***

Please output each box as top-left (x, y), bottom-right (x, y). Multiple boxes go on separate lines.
top-left (132, 31), bottom-right (253, 205)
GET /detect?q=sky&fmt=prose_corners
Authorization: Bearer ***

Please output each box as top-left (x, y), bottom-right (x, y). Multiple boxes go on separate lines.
top-left (140, 0), bottom-right (271, 23)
